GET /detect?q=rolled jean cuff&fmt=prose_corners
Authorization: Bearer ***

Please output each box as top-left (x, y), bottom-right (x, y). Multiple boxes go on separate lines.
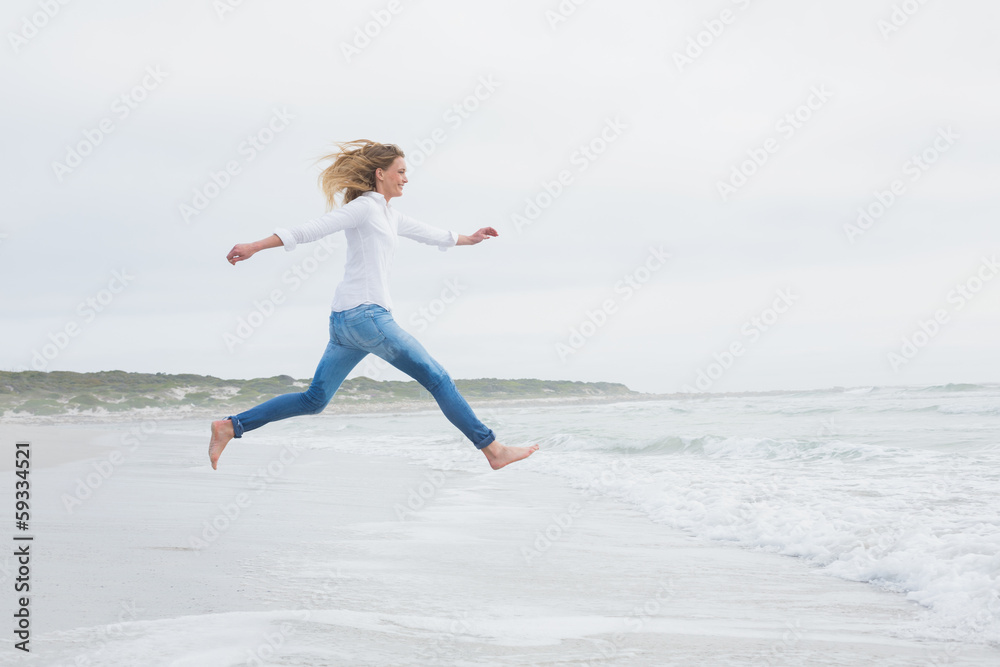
top-left (474, 430), bottom-right (496, 450)
top-left (228, 415), bottom-right (244, 439)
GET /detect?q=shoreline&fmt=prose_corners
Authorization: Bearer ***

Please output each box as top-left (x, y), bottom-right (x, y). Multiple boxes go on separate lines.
top-left (13, 420), bottom-right (999, 665)
top-left (0, 392), bottom-right (665, 425)
top-left (0, 423), bottom-right (126, 471)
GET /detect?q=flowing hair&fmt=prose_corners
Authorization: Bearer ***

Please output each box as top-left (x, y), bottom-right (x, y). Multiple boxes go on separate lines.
top-left (316, 140), bottom-right (405, 210)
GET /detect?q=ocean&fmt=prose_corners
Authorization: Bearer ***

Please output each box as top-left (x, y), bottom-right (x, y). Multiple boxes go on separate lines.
top-left (267, 383), bottom-right (1000, 647)
top-left (3, 382), bottom-right (998, 665)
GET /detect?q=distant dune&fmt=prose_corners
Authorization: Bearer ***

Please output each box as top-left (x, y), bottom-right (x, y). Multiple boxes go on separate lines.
top-left (0, 370), bottom-right (647, 419)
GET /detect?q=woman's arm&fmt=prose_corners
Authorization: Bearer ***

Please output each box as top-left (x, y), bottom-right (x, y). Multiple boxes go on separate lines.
top-left (457, 227), bottom-right (499, 245)
top-left (226, 234), bottom-right (283, 265)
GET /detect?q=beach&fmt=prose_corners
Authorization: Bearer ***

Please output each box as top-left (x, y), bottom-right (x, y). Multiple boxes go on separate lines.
top-left (1, 388), bottom-right (998, 666)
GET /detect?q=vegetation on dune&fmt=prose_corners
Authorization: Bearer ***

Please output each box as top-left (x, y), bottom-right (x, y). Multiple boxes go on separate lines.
top-left (0, 370), bottom-right (641, 417)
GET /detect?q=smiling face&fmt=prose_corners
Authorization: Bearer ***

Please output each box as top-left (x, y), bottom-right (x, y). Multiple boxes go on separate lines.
top-left (375, 156), bottom-right (408, 201)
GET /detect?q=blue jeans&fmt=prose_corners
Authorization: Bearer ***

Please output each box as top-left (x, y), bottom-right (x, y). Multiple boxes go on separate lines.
top-left (228, 304), bottom-right (496, 449)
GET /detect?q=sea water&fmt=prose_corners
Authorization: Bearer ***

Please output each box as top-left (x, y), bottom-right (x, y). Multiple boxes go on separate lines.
top-left (5, 383), bottom-right (999, 665)
top-left (272, 383), bottom-right (1000, 647)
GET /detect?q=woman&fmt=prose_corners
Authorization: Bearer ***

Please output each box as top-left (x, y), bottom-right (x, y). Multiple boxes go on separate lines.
top-left (208, 140), bottom-right (538, 471)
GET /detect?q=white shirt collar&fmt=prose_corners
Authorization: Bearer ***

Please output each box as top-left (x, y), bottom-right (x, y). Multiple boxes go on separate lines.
top-left (363, 190), bottom-right (390, 207)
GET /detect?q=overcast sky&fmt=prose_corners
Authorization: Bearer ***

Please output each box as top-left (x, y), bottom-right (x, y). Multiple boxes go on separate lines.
top-left (2, 0), bottom-right (998, 394)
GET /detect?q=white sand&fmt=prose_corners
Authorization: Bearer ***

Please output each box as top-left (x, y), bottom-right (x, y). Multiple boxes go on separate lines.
top-left (0, 424), bottom-right (125, 471)
top-left (0, 421), bottom-right (995, 666)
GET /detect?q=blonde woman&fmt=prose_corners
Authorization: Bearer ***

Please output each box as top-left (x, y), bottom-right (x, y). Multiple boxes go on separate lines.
top-left (208, 141), bottom-right (538, 470)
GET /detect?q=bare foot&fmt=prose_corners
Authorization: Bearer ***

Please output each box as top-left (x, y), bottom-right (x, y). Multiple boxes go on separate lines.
top-left (209, 419), bottom-right (235, 470)
top-left (481, 441), bottom-right (539, 470)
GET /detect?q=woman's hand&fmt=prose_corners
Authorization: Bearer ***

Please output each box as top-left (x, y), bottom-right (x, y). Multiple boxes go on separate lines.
top-left (226, 235), bottom-right (283, 265)
top-left (458, 227), bottom-right (499, 245)
top-left (227, 242), bottom-right (258, 265)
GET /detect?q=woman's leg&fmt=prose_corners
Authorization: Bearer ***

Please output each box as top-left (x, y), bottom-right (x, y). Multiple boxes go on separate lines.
top-left (227, 340), bottom-right (368, 437)
top-left (364, 306), bottom-right (538, 470)
top-left (356, 306), bottom-right (537, 467)
top-left (209, 315), bottom-right (367, 468)
top-left (364, 308), bottom-right (495, 448)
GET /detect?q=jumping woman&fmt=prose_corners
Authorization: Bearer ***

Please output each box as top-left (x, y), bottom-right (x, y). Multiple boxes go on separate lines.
top-left (208, 140), bottom-right (539, 471)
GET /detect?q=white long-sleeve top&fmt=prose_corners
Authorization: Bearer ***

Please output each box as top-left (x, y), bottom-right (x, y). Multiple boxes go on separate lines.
top-left (273, 190), bottom-right (458, 313)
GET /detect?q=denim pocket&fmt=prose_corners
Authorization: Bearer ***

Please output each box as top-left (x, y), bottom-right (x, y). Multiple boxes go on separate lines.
top-left (329, 313), bottom-right (343, 346)
top-left (344, 310), bottom-right (386, 348)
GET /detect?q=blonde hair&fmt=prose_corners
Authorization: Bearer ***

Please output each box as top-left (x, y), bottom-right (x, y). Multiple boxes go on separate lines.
top-left (316, 140), bottom-right (405, 210)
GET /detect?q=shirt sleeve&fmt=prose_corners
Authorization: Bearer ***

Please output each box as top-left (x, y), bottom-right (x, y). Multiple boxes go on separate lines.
top-left (273, 198), bottom-right (366, 252)
top-left (397, 211), bottom-right (459, 252)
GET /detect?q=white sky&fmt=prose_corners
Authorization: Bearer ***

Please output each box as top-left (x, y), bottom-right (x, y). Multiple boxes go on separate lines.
top-left (2, 0), bottom-right (999, 394)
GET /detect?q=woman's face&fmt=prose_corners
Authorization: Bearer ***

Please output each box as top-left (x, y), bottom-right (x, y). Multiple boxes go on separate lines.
top-left (378, 156), bottom-right (408, 199)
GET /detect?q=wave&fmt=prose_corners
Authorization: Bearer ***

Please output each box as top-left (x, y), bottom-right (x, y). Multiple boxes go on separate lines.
top-left (526, 441), bottom-right (1000, 646)
top-left (0, 404), bottom-right (205, 425)
top-left (935, 404), bottom-right (1000, 416)
top-left (539, 431), bottom-right (892, 463)
top-left (917, 383), bottom-right (994, 393)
